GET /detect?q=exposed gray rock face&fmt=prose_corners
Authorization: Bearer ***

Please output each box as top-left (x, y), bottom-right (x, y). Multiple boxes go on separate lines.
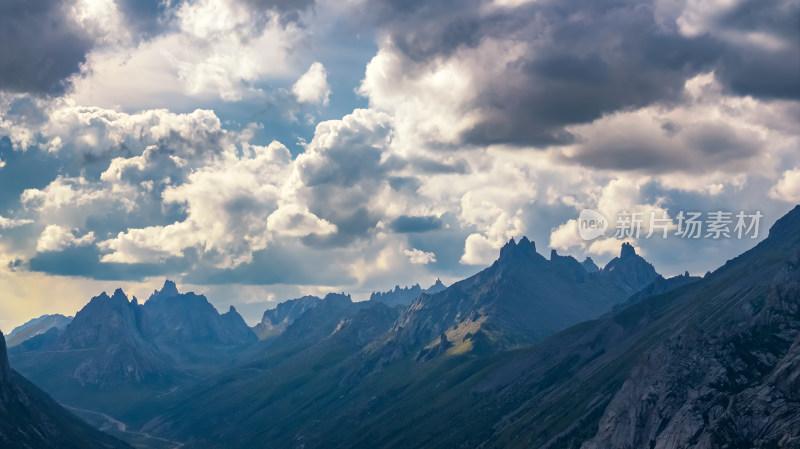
top-left (0, 331), bottom-right (129, 448)
top-left (583, 206), bottom-right (800, 449)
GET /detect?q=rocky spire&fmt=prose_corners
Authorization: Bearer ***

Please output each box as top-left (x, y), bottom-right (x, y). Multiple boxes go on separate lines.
top-left (499, 236), bottom-right (540, 262)
top-left (149, 279), bottom-right (180, 301)
top-left (620, 242), bottom-right (636, 259)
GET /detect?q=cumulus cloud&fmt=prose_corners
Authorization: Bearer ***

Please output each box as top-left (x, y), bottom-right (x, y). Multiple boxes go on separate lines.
top-left (69, 0), bottom-right (307, 108)
top-left (769, 168), bottom-right (800, 204)
top-left (549, 219), bottom-right (580, 251)
top-left (0, 0), bottom-right (92, 94)
top-left (402, 248), bottom-right (436, 264)
top-left (1, 0), bottom-right (798, 306)
top-left (556, 73), bottom-right (796, 179)
top-left (357, 0), bottom-right (799, 148)
top-left (36, 225), bottom-right (95, 252)
top-left (99, 141), bottom-right (293, 267)
top-left (292, 62), bottom-right (331, 106)
top-left (266, 204), bottom-right (337, 237)
top-left (0, 215), bottom-right (33, 229)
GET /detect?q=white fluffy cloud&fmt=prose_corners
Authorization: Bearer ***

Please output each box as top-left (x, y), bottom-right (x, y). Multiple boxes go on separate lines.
top-left (0, 215), bottom-right (32, 229)
top-left (36, 225), bottom-right (95, 252)
top-left (359, 38), bottom-right (519, 145)
top-left (99, 141), bottom-right (293, 267)
top-left (292, 62), bottom-right (331, 106)
top-left (267, 204), bottom-right (337, 237)
top-left (769, 168), bottom-right (800, 204)
top-left (402, 248), bottom-right (436, 264)
top-left (69, 0), bottom-right (306, 108)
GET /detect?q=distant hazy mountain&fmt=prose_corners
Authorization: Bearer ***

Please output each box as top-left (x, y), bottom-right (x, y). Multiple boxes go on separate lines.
top-left (9, 281), bottom-right (256, 421)
top-left (369, 279), bottom-right (447, 307)
top-left (253, 295), bottom-right (322, 339)
top-left (0, 331), bottom-right (129, 449)
top-left (5, 314), bottom-right (72, 348)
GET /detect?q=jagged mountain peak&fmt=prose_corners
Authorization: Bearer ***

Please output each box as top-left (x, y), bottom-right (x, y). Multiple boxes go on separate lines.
top-left (322, 292), bottom-right (353, 307)
top-left (582, 256), bottom-right (600, 273)
top-left (619, 241), bottom-right (636, 258)
top-left (498, 236), bottom-right (545, 265)
top-left (601, 242), bottom-right (658, 294)
top-left (149, 279), bottom-right (180, 302)
top-left (111, 288), bottom-right (128, 301)
top-left (88, 289), bottom-right (134, 308)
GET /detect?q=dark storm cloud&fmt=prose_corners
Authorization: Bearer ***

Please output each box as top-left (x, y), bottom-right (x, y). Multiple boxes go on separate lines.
top-left (390, 215), bottom-right (443, 233)
top-left (115, 0), bottom-right (168, 38)
top-left (28, 245), bottom-right (175, 281)
top-left (0, 0), bottom-right (92, 95)
top-left (302, 207), bottom-right (380, 248)
top-left (363, 0), bottom-right (799, 147)
top-left (563, 120), bottom-right (765, 173)
top-left (711, 0), bottom-right (800, 100)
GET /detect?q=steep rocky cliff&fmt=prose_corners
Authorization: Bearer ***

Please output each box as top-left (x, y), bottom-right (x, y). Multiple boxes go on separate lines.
top-left (582, 206), bottom-right (800, 449)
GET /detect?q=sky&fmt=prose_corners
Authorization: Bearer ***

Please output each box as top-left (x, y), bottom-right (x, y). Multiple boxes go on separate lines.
top-left (0, 0), bottom-right (799, 332)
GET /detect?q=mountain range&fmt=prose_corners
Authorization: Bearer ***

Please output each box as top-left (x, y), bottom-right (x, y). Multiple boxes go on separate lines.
top-left (8, 282), bottom-right (256, 426)
top-left (5, 205), bottom-right (800, 448)
top-left (369, 279), bottom-right (447, 306)
top-left (5, 314), bottom-right (72, 348)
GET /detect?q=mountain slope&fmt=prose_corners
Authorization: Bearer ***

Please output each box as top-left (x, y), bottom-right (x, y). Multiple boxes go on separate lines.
top-left (141, 299), bottom-right (394, 447)
top-left (446, 205), bottom-right (800, 449)
top-left (144, 206), bottom-right (800, 449)
top-left (581, 206), bottom-right (800, 448)
top-left (140, 237), bottom-right (660, 447)
top-left (5, 314), bottom-right (72, 348)
top-left (0, 331), bottom-right (130, 449)
top-left (382, 237), bottom-right (658, 358)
